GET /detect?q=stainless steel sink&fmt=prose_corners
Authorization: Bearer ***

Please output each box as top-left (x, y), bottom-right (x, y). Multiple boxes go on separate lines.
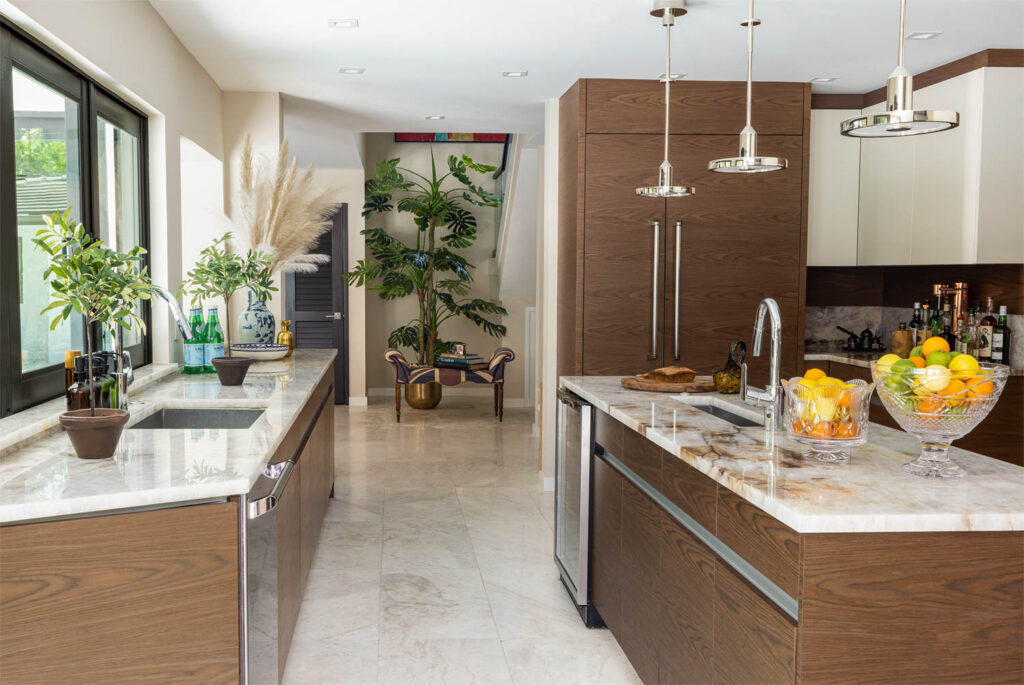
top-left (686, 403), bottom-right (762, 427)
top-left (131, 408), bottom-right (265, 430)
top-left (673, 397), bottom-right (764, 427)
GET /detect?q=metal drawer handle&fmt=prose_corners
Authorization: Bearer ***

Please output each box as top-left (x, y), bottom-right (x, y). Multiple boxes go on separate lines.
top-left (247, 459), bottom-right (296, 519)
top-left (649, 220), bottom-right (660, 360)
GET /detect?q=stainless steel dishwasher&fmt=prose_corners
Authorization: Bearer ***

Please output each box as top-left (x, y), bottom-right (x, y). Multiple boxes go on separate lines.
top-left (242, 458), bottom-right (296, 684)
top-left (554, 388), bottom-right (602, 627)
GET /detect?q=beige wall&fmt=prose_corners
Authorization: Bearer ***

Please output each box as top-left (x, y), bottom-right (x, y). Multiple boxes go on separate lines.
top-left (361, 134), bottom-right (512, 392)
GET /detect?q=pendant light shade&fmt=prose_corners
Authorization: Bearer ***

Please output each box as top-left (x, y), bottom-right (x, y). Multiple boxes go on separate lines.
top-left (708, 0), bottom-right (787, 173)
top-left (636, 0), bottom-right (695, 198)
top-left (840, 0), bottom-right (959, 137)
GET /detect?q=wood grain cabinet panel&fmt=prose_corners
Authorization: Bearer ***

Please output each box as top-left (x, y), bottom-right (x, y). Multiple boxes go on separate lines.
top-left (659, 514), bottom-right (716, 685)
top-left (620, 481), bottom-right (665, 684)
top-left (585, 79), bottom-right (805, 135)
top-left (595, 409), bottom-right (624, 458)
top-left (277, 456), bottom-right (303, 680)
top-left (0, 502), bottom-right (240, 684)
top-left (716, 489), bottom-right (801, 599)
top-left (661, 452), bottom-right (717, 533)
top-left (591, 456), bottom-right (623, 633)
top-left (621, 426), bottom-right (662, 490)
top-left (714, 565), bottom-right (797, 685)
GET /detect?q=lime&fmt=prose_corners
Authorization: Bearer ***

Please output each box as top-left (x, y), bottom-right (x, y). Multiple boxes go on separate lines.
top-left (883, 375), bottom-right (911, 395)
top-left (891, 359), bottom-right (916, 376)
top-left (925, 351), bottom-right (952, 367)
top-left (909, 345), bottom-right (924, 359)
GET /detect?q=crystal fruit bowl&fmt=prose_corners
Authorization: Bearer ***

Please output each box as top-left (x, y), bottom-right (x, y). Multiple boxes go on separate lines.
top-left (783, 377), bottom-right (875, 463)
top-left (871, 361), bottom-right (1010, 478)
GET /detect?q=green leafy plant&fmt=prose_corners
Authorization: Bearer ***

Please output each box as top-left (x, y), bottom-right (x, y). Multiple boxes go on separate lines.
top-left (15, 128), bottom-right (67, 177)
top-left (343, 150), bottom-right (508, 365)
top-left (179, 232), bottom-right (276, 354)
top-left (34, 208), bottom-right (153, 416)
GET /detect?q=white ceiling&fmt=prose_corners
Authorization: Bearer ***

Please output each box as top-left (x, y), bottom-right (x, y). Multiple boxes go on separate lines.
top-left (150, 0), bottom-right (1024, 134)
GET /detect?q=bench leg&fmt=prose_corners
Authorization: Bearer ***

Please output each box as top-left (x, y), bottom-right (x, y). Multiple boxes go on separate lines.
top-left (395, 383), bottom-right (402, 423)
top-left (498, 384), bottom-right (504, 422)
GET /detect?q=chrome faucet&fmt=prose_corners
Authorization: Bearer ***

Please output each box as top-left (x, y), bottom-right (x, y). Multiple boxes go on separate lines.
top-left (741, 297), bottom-right (783, 430)
top-left (152, 285), bottom-right (194, 340)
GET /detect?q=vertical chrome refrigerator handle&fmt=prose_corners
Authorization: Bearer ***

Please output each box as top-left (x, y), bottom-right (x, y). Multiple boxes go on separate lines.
top-left (649, 220), bottom-right (660, 360)
top-left (674, 220), bottom-right (681, 361)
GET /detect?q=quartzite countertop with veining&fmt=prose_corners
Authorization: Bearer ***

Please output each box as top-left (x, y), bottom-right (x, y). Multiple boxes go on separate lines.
top-left (0, 350), bottom-right (336, 524)
top-left (561, 375), bottom-right (1024, 534)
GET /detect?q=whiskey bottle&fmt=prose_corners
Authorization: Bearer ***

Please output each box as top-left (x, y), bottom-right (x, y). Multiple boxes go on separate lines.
top-left (977, 297), bottom-right (997, 361)
top-left (991, 306), bottom-right (1012, 365)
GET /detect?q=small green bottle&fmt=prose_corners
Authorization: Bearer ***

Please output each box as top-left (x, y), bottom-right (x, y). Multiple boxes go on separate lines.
top-left (204, 307), bottom-right (224, 373)
top-left (183, 307), bottom-right (207, 374)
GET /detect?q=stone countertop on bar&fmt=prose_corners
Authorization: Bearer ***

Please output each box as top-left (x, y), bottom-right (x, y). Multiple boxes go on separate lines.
top-left (561, 375), bottom-right (1024, 533)
top-left (804, 342), bottom-right (1024, 376)
top-left (0, 350), bottom-right (336, 524)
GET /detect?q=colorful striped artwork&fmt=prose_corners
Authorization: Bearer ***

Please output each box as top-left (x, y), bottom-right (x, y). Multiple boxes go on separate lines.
top-left (394, 132), bottom-right (507, 143)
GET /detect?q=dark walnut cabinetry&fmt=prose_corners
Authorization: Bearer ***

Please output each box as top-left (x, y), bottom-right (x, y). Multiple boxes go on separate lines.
top-left (591, 410), bottom-right (1023, 684)
top-left (558, 79), bottom-right (810, 384)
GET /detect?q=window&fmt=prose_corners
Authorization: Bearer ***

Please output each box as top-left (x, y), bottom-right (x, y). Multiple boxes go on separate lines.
top-left (1, 23), bottom-right (149, 416)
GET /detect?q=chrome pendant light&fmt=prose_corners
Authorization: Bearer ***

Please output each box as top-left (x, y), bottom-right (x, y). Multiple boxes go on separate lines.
top-left (840, 0), bottom-right (959, 137)
top-left (708, 0), bottom-right (787, 173)
top-left (636, 0), bottom-right (695, 198)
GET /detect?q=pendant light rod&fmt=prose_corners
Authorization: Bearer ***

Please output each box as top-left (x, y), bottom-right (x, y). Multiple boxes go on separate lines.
top-left (897, 0), bottom-right (906, 67)
top-left (743, 0), bottom-right (754, 131)
top-left (662, 15), bottom-right (672, 165)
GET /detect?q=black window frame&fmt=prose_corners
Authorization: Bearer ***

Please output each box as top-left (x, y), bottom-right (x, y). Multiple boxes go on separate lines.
top-left (0, 20), bottom-right (151, 417)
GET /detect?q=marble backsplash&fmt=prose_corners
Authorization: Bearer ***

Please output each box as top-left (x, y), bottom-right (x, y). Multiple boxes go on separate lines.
top-left (806, 305), bottom-right (1023, 368)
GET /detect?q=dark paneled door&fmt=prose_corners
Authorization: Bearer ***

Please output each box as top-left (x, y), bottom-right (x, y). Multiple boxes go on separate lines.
top-left (286, 204), bottom-right (348, 403)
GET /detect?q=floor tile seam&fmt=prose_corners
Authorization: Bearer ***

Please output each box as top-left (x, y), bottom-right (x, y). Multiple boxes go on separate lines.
top-left (454, 484), bottom-right (506, 650)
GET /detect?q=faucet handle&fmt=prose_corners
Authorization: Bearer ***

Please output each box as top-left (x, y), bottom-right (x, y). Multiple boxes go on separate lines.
top-left (740, 361), bottom-right (749, 399)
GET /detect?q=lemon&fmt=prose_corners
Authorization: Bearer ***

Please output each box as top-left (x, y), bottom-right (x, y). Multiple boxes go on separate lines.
top-left (817, 377), bottom-right (845, 388)
top-left (810, 386), bottom-right (839, 422)
top-left (797, 378), bottom-right (817, 390)
top-left (948, 354), bottom-right (980, 377)
top-left (803, 367), bottom-right (826, 382)
top-left (917, 364), bottom-right (952, 394)
top-left (876, 354), bottom-right (902, 369)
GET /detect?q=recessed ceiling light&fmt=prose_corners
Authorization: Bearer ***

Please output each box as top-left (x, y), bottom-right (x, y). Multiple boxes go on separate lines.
top-left (338, 67), bottom-right (365, 75)
top-left (659, 73), bottom-right (686, 81)
top-left (906, 31), bottom-right (941, 40)
top-left (502, 70), bottom-right (529, 77)
top-left (425, 115), bottom-right (445, 120)
top-left (328, 19), bottom-right (359, 29)
top-left (810, 77), bottom-right (837, 83)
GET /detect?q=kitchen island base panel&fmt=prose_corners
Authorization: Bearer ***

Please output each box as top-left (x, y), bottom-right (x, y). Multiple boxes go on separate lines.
top-left (0, 500), bottom-right (241, 684)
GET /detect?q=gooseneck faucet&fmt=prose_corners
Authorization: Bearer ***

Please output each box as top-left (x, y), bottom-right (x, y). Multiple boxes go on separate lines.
top-left (152, 285), bottom-right (194, 340)
top-left (741, 297), bottom-right (783, 431)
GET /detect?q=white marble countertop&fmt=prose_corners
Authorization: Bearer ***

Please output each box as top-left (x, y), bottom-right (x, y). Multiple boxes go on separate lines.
top-left (804, 343), bottom-right (1024, 376)
top-left (562, 376), bottom-right (1024, 533)
top-left (0, 350), bottom-right (336, 524)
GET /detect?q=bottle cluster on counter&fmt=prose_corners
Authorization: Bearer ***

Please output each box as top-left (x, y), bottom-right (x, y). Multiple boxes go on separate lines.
top-left (905, 294), bottom-right (1012, 366)
top-left (183, 306), bottom-right (225, 375)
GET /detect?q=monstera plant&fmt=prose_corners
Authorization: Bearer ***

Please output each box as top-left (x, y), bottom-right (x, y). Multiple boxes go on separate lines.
top-left (343, 150), bottom-right (508, 366)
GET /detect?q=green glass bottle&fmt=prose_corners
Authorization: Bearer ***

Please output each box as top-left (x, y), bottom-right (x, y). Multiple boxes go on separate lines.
top-left (204, 307), bottom-right (224, 373)
top-left (183, 307), bottom-right (207, 374)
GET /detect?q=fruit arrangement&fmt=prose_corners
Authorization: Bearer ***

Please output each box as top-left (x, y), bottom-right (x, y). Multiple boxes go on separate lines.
top-left (783, 369), bottom-right (875, 462)
top-left (870, 337), bottom-right (1010, 478)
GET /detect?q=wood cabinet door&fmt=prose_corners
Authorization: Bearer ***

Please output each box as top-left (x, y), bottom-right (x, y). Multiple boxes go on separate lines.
top-left (620, 480), bottom-right (664, 684)
top-left (300, 398), bottom-right (334, 580)
top-left (660, 514), bottom-right (716, 685)
top-left (591, 455), bottom-right (623, 633)
top-left (277, 457), bottom-right (303, 680)
top-left (583, 134), bottom-right (667, 375)
top-left (713, 565), bottom-right (797, 684)
top-left (667, 135), bottom-right (806, 383)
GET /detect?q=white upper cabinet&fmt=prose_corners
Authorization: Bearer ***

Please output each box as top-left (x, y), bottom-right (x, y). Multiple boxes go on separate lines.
top-left (809, 67), bottom-right (1024, 267)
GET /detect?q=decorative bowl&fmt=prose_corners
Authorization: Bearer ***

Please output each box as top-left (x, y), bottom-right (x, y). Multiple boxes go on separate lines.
top-left (230, 343), bottom-right (290, 361)
top-left (783, 377), bottom-right (875, 463)
top-left (871, 361), bottom-right (1010, 478)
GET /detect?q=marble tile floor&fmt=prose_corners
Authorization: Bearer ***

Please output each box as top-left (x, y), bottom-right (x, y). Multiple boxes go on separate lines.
top-left (281, 397), bottom-right (640, 685)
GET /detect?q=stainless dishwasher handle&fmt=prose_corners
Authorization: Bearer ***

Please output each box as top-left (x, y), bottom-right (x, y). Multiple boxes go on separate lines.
top-left (648, 220), bottom-right (660, 360)
top-left (674, 220), bottom-right (681, 361)
top-left (247, 459), bottom-right (296, 519)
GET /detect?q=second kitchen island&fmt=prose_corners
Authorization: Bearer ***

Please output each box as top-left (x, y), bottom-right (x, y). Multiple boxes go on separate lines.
top-left (561, 376), bottom-right (1024, 685)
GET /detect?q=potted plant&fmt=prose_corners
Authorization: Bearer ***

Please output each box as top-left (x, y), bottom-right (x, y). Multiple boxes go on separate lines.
top-left (34, 209), bottom-right (153, 459)
top-left (180, 232), bottom-right (276, 385)
top-left (343, 150), bottom-right (507, 408)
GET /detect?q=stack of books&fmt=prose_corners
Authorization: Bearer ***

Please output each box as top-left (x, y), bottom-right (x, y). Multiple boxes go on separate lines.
top-left (435, 353), bottom-right (488, 371)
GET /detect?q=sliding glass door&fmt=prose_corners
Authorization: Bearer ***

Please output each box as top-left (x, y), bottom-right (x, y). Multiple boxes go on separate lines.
top-left (0, 23), bottom-right (149, 416)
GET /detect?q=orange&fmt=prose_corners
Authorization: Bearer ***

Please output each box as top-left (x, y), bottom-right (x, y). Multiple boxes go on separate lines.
top-left (809, 421), bottom-right (834, 438)
top-left (834, 420), bottom-right (860, 438)
top-left (908, 356), bottom-right (927, 369)
top-left (937, 379), bottom-right (967, 407)
top-left (917, 397), bottom-right (944, 414)
top-left (803, 367), bottom-right (827, 382)
top-left (921, 336), bottom-right (950, 358)
top-left (965, 375), bottom-right (995, 398)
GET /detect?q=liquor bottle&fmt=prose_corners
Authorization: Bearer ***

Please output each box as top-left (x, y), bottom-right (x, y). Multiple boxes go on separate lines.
top-left (965, 308), bottom-right (979, 357)
top-left (67, 355), bottom-right (103, 411)
top-left (991, 305), bottom-right (1011, 365)
top-left (977, 297), bottom-right (997, 361)
top-left (941, 324), bottom-right (957, 350)
top-left (64, 349), bottom-right (82, 399)
top-left (927, 299), bottom-right (944, 337)
top-left (183, 307), bottom-right (207, 374)
top-left (941, 303), bottom-right (952, 330)
top-left (918, 303), bottom-right (931, 344)
top-left (204, 307), bottom-right (225, 372)
top-left (908, 302), bottom-right (923, 335)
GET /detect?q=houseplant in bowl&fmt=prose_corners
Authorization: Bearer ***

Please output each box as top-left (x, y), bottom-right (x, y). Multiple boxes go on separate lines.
top-left (181, 233), bottom-right (276, 386)
top-left (343, 150), bottom-right (508, 409)
top-left (34, 209), bottom-right (153, 459)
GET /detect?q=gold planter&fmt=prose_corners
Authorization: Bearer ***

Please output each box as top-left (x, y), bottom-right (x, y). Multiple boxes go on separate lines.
top-left (405, 382), bottom-right (443, 409)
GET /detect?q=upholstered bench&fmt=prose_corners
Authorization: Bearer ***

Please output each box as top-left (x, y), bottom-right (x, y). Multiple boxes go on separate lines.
top-left (384, 347), bottom-right (516, 422)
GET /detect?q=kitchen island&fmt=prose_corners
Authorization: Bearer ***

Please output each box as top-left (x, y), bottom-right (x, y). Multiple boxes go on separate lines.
top-left (561, 376), bottom-right (1023, 684)
top-left (0, 350), bottom-right (337, 683)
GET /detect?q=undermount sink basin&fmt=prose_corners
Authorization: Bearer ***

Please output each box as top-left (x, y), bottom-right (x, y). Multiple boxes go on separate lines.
top-left (130, 408), bottom-right (265, 430)
top-left (673, 397), bottom-right (763, 428)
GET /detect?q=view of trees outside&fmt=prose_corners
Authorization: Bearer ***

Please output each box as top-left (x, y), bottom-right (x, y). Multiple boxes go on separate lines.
top-left (13, 68), bottom-right (82, 373)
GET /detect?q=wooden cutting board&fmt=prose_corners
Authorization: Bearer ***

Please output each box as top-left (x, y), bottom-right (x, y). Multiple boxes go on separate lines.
top-left (621, 375), bottom-right (716, 393)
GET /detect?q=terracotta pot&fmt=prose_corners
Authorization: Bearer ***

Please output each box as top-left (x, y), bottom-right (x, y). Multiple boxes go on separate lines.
top-left (212, 356), bottom-right (252, 386)
top-left (405, 382), bottom-right (443, 409)
top-left (59, 408), bottom-right (130, 460)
